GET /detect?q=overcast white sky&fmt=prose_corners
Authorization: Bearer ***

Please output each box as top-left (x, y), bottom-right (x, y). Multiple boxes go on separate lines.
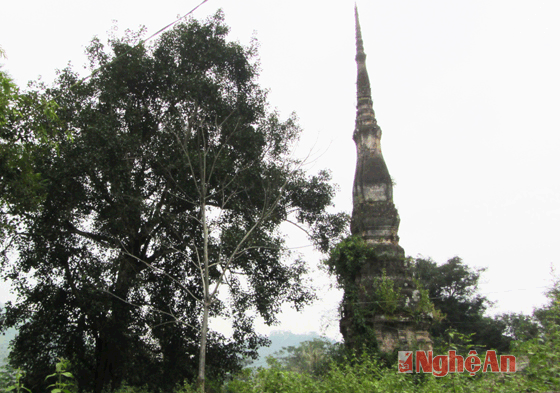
top-left (1, 0), bottom-right (559, 340)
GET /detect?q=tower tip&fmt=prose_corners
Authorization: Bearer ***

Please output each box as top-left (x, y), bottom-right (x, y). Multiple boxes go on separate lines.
top-left (355, 5), bottom-right (365, 58)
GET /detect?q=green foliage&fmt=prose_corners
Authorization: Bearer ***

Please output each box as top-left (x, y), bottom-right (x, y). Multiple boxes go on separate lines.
top-left (45, 358), bottom-right (76, 393)
top-left (372, 269), bottom-right (402, 314)
top-left (0, 69), bottom-right (18, 127)
top-left (267, 338), bottom-right (343, 377)
top-left (1, 358), bottom-right (77, 393)
top-left (0, 325), bottom-right (16, 369)
top-left (496, 312), bottom-right (540, 342)
top-left (325, 237), bottom-right (383, 347)
top-left (0, 67), bottom-right (62, 239)
top-left (104, 381), bottom-right (155, 393)
top-left (412, 257), bottom-right (511, 353)
top-left (0, 364), bottom-right (16, 391)
top-left (324, 235), bottom-right (375, 286)
top-left (227, 349), bottom-right (534, 392)
top-left (512, 280), bottom-right (560, 391)
top-left (250, 331), bottom-right (334, 369)
top-left (326, 239), bottom-right (441, 318)
top-left (3, 368), bottom-right (31, 393)
top-left (410, 279), bottom-right (444, 322)
top-left (326, 239), bottom-right (442, 353)
top-left (0, 11), bottom-right (346, 393)
top-left (2, 331), bottom-right (559, 393)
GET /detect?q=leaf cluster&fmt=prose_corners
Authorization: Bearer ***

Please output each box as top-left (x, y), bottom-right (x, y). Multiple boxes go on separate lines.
top-left (323, 235), bottom-right (375, 286)
top-left (0, 67), bottom-right (63, 241)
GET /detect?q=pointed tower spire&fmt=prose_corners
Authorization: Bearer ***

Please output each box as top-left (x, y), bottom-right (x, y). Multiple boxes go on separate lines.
top-left (355, 5), bottom-right (371, 100)
top-left (351, 5), bottom-right (400, 245)
top-left (341, 6), bottom-right (433, 354)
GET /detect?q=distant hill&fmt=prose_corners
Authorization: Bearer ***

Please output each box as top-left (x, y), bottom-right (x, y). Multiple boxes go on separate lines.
top-left (0, 328), bottom-right (16, 367)
top-left (0, 303), bottom-right (336, 370)
top-left (249, 330), bottom-right (337, 368)
top-left (0, 303), bottom-right (17, 367)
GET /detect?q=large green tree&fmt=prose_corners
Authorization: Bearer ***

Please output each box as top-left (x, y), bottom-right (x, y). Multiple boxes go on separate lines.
top-left (412, 257), bottom-right (511, 353)
top-left (0, 12), bottom-right (346, 393)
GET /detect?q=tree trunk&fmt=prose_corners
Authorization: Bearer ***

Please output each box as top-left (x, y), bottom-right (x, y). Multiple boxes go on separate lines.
top-left (93, 255), bottom-right (138, 393)
top-left (197, 299), bottom-right (209, 392)
top-left (197, 192), bottom-right (210, 392)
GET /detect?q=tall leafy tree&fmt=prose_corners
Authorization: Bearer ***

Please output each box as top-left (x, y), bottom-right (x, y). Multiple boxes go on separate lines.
top-left (496, 312), bottom-right (540, 342)
top-left (0, 12), bottom-right (347, 393)
top-left (413, 257), bottom-right (511, 353)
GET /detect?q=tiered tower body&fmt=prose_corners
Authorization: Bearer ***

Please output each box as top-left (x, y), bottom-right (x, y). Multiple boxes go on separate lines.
top-left (340, 7), bottom-right (432, 352)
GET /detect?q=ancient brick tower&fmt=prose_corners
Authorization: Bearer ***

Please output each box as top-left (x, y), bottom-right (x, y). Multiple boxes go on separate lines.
top-left (339, 6), bottom-right (432, 352)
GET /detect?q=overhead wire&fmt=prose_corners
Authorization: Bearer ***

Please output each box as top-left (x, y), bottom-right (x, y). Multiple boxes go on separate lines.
top-left (336, 286), bottom-right (554, 306)
top-left (64, 0), bottom-right (210, 93)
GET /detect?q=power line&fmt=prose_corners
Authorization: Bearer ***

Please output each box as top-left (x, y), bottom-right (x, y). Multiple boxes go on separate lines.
top-left (67, 0), bottom-right (210, 92)
top-left (339, 285), bottom-right (554, 306)
top-left (479, 286), bottom-right (550, 295)
top-left (143, 0), bottom-right (209, 44)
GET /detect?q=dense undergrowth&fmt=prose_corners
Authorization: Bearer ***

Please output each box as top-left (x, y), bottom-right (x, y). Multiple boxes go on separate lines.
top-left (0, 342), bottom-right (558, 393)
top-left (2, 282), bottom-right (559, 393)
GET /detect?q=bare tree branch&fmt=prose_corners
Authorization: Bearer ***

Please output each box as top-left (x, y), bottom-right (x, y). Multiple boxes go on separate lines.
top-left (119, 245), bottom-right (203, 304)
top-left (100, 288), bottom-right (200, 332)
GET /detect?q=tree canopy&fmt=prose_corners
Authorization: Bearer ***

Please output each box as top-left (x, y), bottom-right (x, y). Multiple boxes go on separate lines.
top-left (412, 256), bottom-right (511, 353)
top-left (0, 12), bottom-right (347, 393)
